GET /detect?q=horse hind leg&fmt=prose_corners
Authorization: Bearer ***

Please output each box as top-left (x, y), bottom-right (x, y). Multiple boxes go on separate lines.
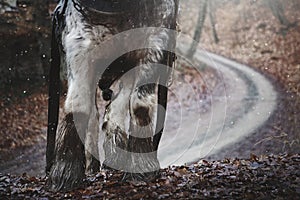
top-left (47, 58), bottom-right (97, 191)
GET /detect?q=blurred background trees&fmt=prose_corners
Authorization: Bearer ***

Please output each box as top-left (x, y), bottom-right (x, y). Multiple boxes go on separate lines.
top-left (188, 0), bottom-right (219, 58)
top-left (187, 0), bottom-right (296, 58)
top-left (0, 0), bottom-right (51, 88)
top-left (265, 0), bottom-right (293, 27)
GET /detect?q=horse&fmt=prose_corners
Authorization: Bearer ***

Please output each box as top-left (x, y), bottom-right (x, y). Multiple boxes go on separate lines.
top-left (46, 0), bottom-right (178, 191)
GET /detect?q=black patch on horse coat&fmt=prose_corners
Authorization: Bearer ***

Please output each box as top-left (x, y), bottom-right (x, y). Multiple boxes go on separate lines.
top-left (80, 0), bottom-right (137, 13)
top-left (134, 106), bottom-right (151, 126)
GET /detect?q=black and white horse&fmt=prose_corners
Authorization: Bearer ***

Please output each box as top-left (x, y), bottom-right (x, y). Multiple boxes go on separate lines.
top-left (46, 0), bottom-right (178, 191)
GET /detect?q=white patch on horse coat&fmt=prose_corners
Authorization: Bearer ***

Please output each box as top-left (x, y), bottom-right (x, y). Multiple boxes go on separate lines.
top-left (62, 0), bottom-right (111, 114)
top-left (103, 73), bottom-right (135, 138)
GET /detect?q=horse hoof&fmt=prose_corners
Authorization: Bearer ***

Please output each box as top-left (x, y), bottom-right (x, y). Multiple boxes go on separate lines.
top-left (47, 159), bottom-right (85, 192)
top-left (122, 170), bottom-right (160, 182)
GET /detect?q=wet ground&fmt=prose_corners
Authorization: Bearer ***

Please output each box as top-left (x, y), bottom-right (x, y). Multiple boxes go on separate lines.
top-left (0, 136), bottom-right (46, 177)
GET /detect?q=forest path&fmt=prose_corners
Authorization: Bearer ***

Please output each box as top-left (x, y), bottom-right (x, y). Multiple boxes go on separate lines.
top-left (158, 40), bottom-right (277, 167)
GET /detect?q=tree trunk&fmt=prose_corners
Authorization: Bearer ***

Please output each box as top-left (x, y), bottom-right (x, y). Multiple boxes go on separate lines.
top-left (208, 0), bottom-right (219, 44)
top-left (187, 0), bottom-right (208, 58)
top-left (266, 0), bottom-right (290, 27)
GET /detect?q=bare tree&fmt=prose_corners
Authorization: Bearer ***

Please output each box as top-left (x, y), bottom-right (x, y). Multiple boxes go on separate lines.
top-left (265, 0), bottom-right (292, 27)
top-left (188, 0), bottom-right (208, 58)
top-left (188, 0), bottom-right (220, 58)
top-left (208, 0), bottom-right (219, 44)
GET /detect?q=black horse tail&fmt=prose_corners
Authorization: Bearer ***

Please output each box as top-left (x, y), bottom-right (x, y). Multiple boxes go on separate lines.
top-left (46, 0), bottom-right (68, 175)
top-left (46, 17), bottom-right (61, 175)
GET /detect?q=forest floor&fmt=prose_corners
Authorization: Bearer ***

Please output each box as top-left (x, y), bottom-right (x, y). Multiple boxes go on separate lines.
top-left (0, 0), bottom-right (299, 199)
top-left (0, 154), bottom-right (299, 199)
